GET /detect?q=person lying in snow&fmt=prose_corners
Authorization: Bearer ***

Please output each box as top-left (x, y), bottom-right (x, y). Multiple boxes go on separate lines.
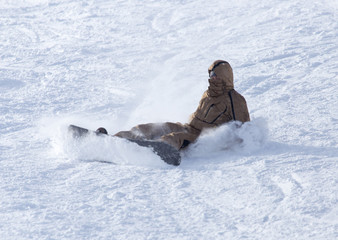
top-left (112, 60), bottom-right (250, 150)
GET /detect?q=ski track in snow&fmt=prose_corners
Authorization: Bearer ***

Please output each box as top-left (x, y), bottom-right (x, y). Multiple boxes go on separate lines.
top-left (0, 0), bottom-right (337, 239)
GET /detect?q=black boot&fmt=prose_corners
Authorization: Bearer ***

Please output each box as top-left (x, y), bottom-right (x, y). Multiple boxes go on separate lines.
top-left (96, 127), bottom-right (108, 135)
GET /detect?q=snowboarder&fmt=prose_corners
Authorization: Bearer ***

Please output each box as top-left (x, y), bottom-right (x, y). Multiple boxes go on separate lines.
top-left (114, 60), bottom-right (250, 150)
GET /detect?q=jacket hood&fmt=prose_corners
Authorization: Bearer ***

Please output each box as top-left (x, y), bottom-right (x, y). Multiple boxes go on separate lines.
top-left (208, 60), bottom-right (234, 90)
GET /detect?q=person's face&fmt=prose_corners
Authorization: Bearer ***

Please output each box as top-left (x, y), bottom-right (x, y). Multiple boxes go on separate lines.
top-left (209, 71), bottom-right (217, 80)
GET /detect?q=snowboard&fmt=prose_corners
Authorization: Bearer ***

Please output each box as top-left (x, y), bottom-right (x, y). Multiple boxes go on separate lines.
top-left (68, 125), bottom-right (181, 166)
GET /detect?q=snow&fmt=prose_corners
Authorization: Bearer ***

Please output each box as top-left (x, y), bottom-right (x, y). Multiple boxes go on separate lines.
top-left (0, 0), bottom-right (337, 239)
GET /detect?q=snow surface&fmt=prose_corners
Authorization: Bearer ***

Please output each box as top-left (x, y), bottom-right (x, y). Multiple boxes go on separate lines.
top-left (0, 0), bottom-right (337, 239)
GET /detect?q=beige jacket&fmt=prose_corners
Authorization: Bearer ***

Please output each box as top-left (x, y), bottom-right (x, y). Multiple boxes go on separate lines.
top-left (189, 60), bottom-right (249, 129)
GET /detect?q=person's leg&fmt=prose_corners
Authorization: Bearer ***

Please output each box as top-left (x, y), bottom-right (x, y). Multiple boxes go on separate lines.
top-left (114, 122), bottom-right (187, 140)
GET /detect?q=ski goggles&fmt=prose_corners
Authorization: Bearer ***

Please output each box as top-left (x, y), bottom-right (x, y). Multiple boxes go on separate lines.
top-left (209, 71), bottom-right (217, 78)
